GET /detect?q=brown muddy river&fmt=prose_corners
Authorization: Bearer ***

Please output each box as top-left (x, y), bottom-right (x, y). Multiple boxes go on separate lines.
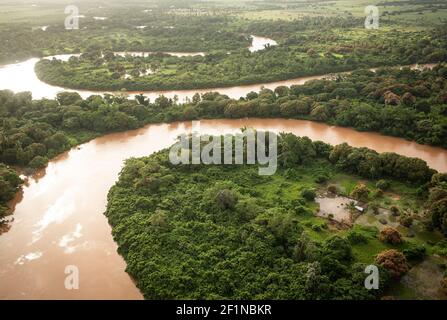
top-left (1, 118), bottom-right (446, 299)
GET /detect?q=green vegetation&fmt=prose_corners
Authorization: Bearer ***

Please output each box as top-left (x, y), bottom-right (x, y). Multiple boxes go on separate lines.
top-left (0, 3), bottom-right (250, 64)
top-left (105, 133), bottom-right (443, 299)
top-left (236, 0), bottom-right (447, 27)
top-left (428, 173), bottom-right (447, 235)
top-left (0, 164), bottom-right (21, 216)
top-left (0, 90), bottom-right (138, 169)
top-left (35, 23), bottom-right (447, 91)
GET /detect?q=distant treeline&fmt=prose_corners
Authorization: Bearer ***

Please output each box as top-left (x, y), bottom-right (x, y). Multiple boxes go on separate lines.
top-left (0, 14), bottom-right (249, 64)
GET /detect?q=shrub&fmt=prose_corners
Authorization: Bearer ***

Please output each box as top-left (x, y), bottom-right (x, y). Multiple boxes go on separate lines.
top-left (384, 91), bottom-right (401, 105)
top-left (346, 231), bottom-right (368, 244)
top-left (442, 278), bottom-right (447, 295)
top-left (311, 222), bottom-right (327, 231)
top-left (402, 92), bottom-right (416, 106)
top-left (301, 189), bottom-right (316, 201)
top-left (390, 205), bottom-right (400, 217)
top-left (0, 164), bottom-right (22, 203)
top-left (376, 179), bottom-right (390, 191)
top-left (135, 197), bottom-right (153, 210)
top-left (28, 156), bottom-right (48, 169)
top-left (432, 240), bottom-right (447, 256)
top-left (315, 175), bottom-right (329, 183)
top-left (370, 203), bottom-right (380, 215)
top-left (148, 210), bottom-right (168, 229)
top-left (403, 244), bottom-right (426, 261)
top-left (375, 249), bottom-right (409, 278)
top-left (399, 215), bottom-right (414, 228)
top-left (294, 205), bottom-right (312, 215)
top-left (0, 205), bottom-right (7, 216)
top-left (350, 183), bottom-right (369, 202)
top-left (374, 189), bottom-right (384, 198)
top-left (429, 198), bottom-right (447, 236)
top-left (215, 189), bottom-right (238, 210)
top-left (327, 184), bottom-right (338, 194)
top-left (293, 233), bottom-right (314, 262)
top-left (379, 227), bottom-right (403, 245)
top-left (323, 236), bottom-right (353, 262)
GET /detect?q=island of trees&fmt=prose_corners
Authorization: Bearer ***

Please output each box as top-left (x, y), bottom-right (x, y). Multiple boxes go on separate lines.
top-left (105, 133), bottom-right (447, 299)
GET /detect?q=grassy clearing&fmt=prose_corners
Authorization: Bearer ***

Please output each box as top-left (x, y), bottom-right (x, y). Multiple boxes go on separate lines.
top-left (234, 0), bottom-right (447, 29)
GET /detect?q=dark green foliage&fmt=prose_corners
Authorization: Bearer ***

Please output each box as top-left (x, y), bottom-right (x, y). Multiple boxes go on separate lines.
top-left (0, 164), bottom-right (22, 215)
top-left (301, 189), bottom-right (316, 202)
top-left (376, 180), bottom-right (391, 191)
top-left (323, 236), bottom-right (353, 262)
top-left (351, 184), bottom-right (370, 202)
top-left (0, 89), bottom-right (139, 168)
top-left (428, 175), bottom-right (447, 235)
top-left (215, 189), bottom-right (238, 210)
top-left (403, 244), bottom-right (427, 261)
top-left (28, 156), bottom-right (48, 169)
top-left (430, 198), bottom-right (447, 235)
top-left (105, 142), bottom-right (382, 300)
top-left (346, 231), bottom-right (368, 245)
top-left (2, 63), bottom-right (446, 177)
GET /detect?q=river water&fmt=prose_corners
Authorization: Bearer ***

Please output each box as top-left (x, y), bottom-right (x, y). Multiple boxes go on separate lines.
top-left (0, 36), bottom-right (445, 300)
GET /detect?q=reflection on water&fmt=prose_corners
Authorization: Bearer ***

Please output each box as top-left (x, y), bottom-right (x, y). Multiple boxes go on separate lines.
top-left (0, 118), bottom-right (446, 299)
top-left (15, 252), bottom-right (43, 266)
top-left (58, 223), bottom-right (83, 254)
top-left (316, 196), bottom-right (356, 225)
top-left (249, 35), bottom-right (278, 52)
top-left (31, 189), bottom-right (77, 244)
top-left (392, 256), bottom-right (447, 300)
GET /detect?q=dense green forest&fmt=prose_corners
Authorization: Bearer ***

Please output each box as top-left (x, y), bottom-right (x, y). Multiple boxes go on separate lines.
top-left (34, 24), bottom-right (447, 91)
top-left (105, 133), bottom-right (447, 299)
top-left (0, 164), bottom-right (21, 216)
top-left (1, 64), bottom-right (446, 173)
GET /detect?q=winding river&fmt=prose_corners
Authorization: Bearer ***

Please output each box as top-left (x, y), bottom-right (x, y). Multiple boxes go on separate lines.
top-left (0, 37), bottom-right (446, 300)
top-left (0, 35), bottom-right (336, 102)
